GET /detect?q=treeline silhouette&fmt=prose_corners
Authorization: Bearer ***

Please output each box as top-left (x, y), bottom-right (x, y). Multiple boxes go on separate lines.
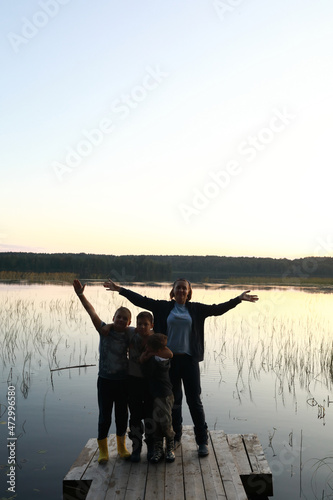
top-left (1, 252), bottom-right (333, 283)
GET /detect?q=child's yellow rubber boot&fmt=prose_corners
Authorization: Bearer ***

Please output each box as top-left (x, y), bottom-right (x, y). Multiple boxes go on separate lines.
top-left (97, 438), bottom-right (109, 464)
top-left (116, 435), bottom-right (131, 459)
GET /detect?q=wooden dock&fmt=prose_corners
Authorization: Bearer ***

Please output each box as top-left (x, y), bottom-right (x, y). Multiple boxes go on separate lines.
top-left (63, 426), bottom-right (273, 500)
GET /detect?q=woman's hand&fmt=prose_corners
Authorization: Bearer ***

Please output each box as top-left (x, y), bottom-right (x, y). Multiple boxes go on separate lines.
top-left (239, 290), bottom-right (259, 302)
top-left (73, 279), bottom-right (85, 296)
top-left (103, 279), bottom-right (121, 292)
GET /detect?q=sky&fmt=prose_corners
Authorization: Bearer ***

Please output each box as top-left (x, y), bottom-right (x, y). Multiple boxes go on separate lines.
top-left (1, 0), bottom-right (333, 259)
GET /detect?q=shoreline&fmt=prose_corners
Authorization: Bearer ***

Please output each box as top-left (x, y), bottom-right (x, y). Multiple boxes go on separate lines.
top-left (0, 277), bottom-right (332, 293)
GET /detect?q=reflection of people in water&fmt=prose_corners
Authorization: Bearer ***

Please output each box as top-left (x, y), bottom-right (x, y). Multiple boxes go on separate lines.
top-left (104, 278), bottom-right (258, 457)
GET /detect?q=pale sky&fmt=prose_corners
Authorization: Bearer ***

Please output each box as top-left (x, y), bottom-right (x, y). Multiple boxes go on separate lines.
top-left (1, 0), bottom-right (333, 258)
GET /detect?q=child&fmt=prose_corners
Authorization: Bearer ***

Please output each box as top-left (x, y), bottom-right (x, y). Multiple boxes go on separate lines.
top-left (73, 279), bottom-right (132, 463)
top-left (127, 311), bottom-right (155, 462)
top-left (140, 333), bottom-right (175, 463)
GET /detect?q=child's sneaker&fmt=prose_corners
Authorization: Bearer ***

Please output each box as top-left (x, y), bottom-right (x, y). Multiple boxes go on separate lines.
top-left (150, 441), bottom-right (164, 464)
top-left (165, 438), bottom-right (175, 462)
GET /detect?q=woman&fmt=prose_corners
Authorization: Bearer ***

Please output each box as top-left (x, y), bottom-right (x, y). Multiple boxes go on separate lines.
top-left (104, 278), bottom-right (258, 457)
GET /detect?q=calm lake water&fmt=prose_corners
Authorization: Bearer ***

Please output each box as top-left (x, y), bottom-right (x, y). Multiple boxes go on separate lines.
top-left (0, 282), bottom-right (333, 500)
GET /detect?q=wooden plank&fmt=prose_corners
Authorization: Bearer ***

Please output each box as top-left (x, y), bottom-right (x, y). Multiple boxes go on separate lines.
top-left (227, 434), bottom-right (252, 475)
top-left (242, 434), bottom-right (271, 475)
top-left (63, 438), bottom-right (98, 500)
top-left (105, 458), bottom-right (132, 500)
top-left (241, 434), bottom-right (273, 497)
top-left (84, 435), bottom-right (119, 500)
top-left (104, 435), bottom-right (134, 500)
top-left (199, 432), bottom-right (227, 500)
top-left (64, 438), bottom-right (98, 481)
top-left (164, 439), bottom-right (185, 499)
top-left (124, 461), bottom-right (148, 500)
top-left (210, 430), bottom-right (248, 500)
top-left (182, 427), bottom-right (206, 499)
top-left (124, 448), bottom-right (149, 500)
top-left (145, 452), bottom-right (166, 499)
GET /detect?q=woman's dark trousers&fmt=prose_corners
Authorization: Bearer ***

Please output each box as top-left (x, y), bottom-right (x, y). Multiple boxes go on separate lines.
top-left (169, 355), bottom-right (208, 445)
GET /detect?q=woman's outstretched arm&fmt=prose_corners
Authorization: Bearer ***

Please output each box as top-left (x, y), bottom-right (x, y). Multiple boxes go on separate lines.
top-left (103, 279), bottom-right (158, 311)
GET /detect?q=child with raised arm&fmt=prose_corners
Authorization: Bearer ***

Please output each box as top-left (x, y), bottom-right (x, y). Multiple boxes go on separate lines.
top-left (73, 279), bottom-right (132, 463)
top-left (140, 333), bottom-right (175, 463)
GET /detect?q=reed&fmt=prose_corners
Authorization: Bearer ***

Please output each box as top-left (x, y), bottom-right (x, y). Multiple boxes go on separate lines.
top-left (0, 289), bottom-right (97, 396)
top-left (203, 288), bottom-right (333, 406)
top-left (1, 283), bottom-right (332, 412)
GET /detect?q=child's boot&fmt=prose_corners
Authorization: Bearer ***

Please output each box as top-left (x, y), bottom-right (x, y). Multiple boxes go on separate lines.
top-left (116, 435), bottom-right (131, 459)
top-left (165, 438), bottom-right (175, 463)
top-left (145, 438), bottom-right (154, 461)
top-left (150, 439), bottom-right (164, 464)
top-left (130, 440), bottom-right (142, 463)
top-left (97, 438), bottom-right (109, 464)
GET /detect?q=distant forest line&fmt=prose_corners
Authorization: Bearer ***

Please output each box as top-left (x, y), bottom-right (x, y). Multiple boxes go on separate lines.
top-left (1, 252), bottom-right (333, 285)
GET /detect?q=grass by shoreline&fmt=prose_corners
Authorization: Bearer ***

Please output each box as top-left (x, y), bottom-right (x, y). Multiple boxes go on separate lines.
top-left (0, 271), bottom-right (332, 289)
top-left (0, 271), bottom-right (76, 283)
top-left (226, 275), bottom-right (333, 287)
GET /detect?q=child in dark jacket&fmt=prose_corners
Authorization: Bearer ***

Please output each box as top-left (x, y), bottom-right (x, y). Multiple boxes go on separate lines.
top-left (140, 333), bottom-right (175, 463)
top-left (127, 311), bottom-right (155, 462)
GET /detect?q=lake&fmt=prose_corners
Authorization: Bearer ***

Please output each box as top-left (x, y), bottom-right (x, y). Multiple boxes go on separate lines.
top-left (0, 282), bottom-right (332, 499)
